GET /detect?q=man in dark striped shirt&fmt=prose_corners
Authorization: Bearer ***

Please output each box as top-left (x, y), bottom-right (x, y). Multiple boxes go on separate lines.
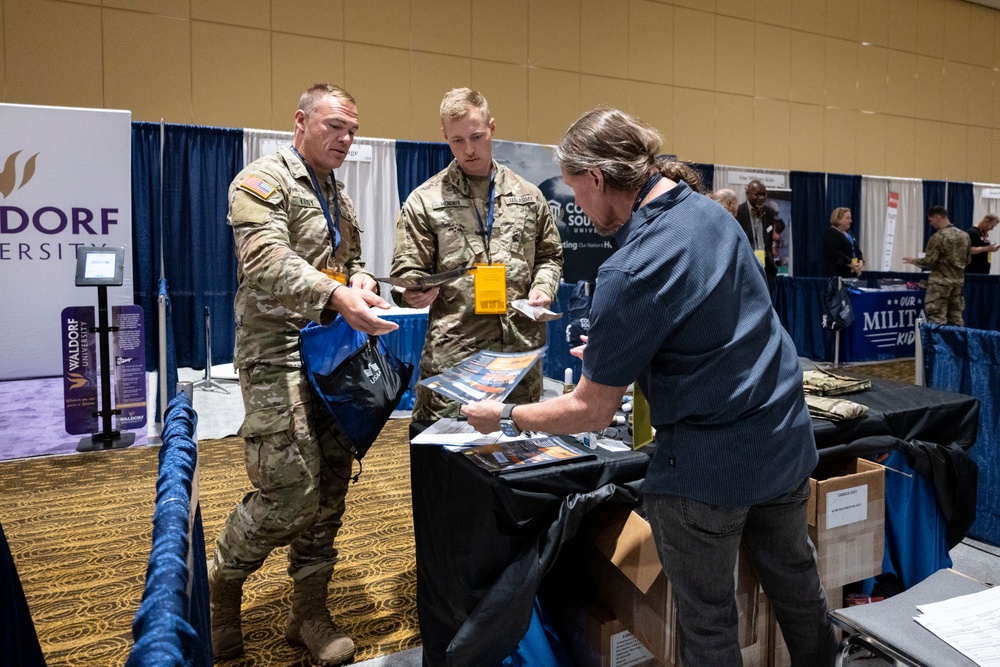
top-left (464, 108), bottom-right (836, 666)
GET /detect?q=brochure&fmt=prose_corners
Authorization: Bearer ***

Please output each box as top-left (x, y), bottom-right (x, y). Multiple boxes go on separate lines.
top-left (376, 265), bottom-right (472, 291)
top-left (419, 347), bottom-right (546, 405)
top-left (462, 436), bottom-right (596, 475)
top-left (510, 299), bottom-right (562, 322)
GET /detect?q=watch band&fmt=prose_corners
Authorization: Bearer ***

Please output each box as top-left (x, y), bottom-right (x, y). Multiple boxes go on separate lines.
top-left (501, 403), bottom-right (515, 421)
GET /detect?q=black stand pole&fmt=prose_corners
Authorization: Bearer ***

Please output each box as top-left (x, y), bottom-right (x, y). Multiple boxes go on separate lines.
top-left (77, 285), bottom-right (135, 452)
top-left (193, 306), bottom-right (230, 393)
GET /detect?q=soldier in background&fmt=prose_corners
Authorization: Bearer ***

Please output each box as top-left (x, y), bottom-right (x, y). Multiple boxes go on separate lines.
top-left (904, 205), bottom-right (971, 326)
top-left (209, 83), bottom-right (397, 666)
top-left (390, 87), bottom-right (563, 421)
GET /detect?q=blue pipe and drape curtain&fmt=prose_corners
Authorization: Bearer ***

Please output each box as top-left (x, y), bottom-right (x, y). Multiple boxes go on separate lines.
top-left (790, 171), bottom-right (827, 277)
top-left (826, 173), bottom-right (863, 245)
top-left (394, 141), bottom-right (453, 206)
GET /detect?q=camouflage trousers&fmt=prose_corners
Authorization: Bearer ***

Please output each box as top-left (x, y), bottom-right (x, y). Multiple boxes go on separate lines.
top-left (214, 364), bottom-right (354, 581)
top-left (924, 281), bottom-right (965, 326)
top-left (411, 360), bottom-right (543, 422)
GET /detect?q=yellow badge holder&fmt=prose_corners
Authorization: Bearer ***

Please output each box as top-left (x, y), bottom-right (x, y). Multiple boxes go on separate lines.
top-left (473, 263), bottom-right (507, 314)
top-left (754, 249), bottom-right (767, 267)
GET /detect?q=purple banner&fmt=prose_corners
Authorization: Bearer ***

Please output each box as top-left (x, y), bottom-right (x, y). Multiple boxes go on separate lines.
top-left (62, 306), bottom-right (98, 435)
top-left (112, 305), bottom-right (147, 431)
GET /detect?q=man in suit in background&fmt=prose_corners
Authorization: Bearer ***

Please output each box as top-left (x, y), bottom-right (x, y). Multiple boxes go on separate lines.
top-left (736, 179), bottom-right (778, 292)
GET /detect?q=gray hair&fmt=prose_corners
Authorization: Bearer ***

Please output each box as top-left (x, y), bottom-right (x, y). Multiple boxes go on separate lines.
top-left (711, 188), bottom-right (738, 206)
top-left (298, 83), bottom-right (355, 115)
top-left (555, 107), bottom-right (661, 192)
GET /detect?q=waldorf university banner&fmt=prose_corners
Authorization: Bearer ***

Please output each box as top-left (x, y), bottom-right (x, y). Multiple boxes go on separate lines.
top-left (0, 104), bottom-right (133, 380)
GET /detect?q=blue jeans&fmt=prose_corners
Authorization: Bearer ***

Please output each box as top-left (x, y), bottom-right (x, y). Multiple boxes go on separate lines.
top-left (645, 477), bottom-right (837, 667)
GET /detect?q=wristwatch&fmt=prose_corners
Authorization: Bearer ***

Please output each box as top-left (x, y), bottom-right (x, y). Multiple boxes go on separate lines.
top-left (499, 403), bottom-right (521, 437)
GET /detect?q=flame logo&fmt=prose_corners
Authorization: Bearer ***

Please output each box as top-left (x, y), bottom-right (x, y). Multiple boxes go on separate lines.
top-left (67, 372), bottom-right (89, 390)
top-left (0, 150), bottom-right (39, 199)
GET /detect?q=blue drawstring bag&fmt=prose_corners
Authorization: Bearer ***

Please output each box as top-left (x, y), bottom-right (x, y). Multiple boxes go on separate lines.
top-left (300, 315), bottom-right (413, 461)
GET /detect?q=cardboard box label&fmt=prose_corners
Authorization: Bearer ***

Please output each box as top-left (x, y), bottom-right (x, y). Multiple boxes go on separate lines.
top-left (610, 630), bottom-right (654, 667)
top-left (826, 484), bottom-right (868, 529)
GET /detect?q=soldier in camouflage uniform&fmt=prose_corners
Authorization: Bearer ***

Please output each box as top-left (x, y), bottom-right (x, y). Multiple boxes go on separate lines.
top-left (390, 88), bottom-right (563, 421)
top-left (209, 84), bottom-right (397, 666)
top-left (904, 205), bottom-right (971, 326)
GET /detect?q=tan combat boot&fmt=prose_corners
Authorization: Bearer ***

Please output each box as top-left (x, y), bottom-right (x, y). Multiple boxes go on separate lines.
top-left (285, 572), bottom-right (356, 666)
top-left (208, 561), bottom-right (245, 659)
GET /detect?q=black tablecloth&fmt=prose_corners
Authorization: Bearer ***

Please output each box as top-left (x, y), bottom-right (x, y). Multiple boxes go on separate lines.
top-left (410, 378), bottom-right (979, 666)
top-left (409, 426), bottom-right (651, 667)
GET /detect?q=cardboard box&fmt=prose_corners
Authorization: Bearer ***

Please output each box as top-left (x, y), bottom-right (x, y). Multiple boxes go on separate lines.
top-left (549, 599), bottom-right (664, 667)
top-left (808, 458), bottom-right (885, 588)
top-left (567, 506), bottom-right (764, 666)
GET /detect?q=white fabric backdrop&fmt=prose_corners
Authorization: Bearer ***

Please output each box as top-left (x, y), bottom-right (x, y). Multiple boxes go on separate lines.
top-left (972, 183), bottom-right (1000, 275)
top-left (241, 130), bottom-right (399, 285)
top-left (859, 177), bottom-right (923, 273)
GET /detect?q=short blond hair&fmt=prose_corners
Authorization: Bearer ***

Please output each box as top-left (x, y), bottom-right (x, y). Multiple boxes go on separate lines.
top-left (298, 84), bottom-right (355, 115)
top-left (830, 207), bottom-right (851, 225)
top-left (440, 87), bottom-right (490, 123)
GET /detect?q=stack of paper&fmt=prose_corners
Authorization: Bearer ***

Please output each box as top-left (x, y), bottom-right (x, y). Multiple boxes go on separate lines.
top-left (914, 586), bottom-right (1000, 666)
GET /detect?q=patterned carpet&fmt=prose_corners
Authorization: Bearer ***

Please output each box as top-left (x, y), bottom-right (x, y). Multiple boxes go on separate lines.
top-left (0, 418), bottom-right (420, 666)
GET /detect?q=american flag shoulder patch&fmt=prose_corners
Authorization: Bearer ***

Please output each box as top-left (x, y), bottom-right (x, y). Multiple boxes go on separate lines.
top-left (238, 174), bottom-right (277, 200)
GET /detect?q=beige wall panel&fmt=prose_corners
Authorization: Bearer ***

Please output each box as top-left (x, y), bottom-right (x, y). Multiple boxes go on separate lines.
top-left (885, 115), bottom-right (916, 177)
top-left (969, 4), bottom-right (994, 68)
top-left (942, 61), bottom-right (970, 126)
top-left (192, 0), bottom-right (269, 30)
top-left (673, 8), bottom-right (715, 90)
top-left (967, 66), bottom-right (993, 129)
top-left (991, 129), bottom-right (1000, 181)
top-left (754, 24), bottom-right (791, 101)
top-left (671, 87), bottom-right (715, 162)
top-left (528, 0), bottom-right (579, 71)
top-left (790, 102), bottom-right (825, 171)
top-left (192, 22), bottom-right (270, 128)
top-left (272, 0), bottom-right (343, 41)
top-left (628, 1), bottom-right (673, 85)
top-left (580, 75), bottom-right (629, 116)
top-left (0, 1), bottom-right (6, 100)
top-left (412, 0), bottom-right (471, 58)
top-left (857, 45), bottom-right (888, 114)
top-left (715, 17), bottom-right (754, 96)
top-left (916, 0), bottom-right (945, 59)
top-left (344, 43), bottom-right (410, 139)
top-left (943, 0), bottom-right (970, 65)
top-left (344, 0), bottom-right (409, 49)
top-left (914, 55), bottom-right (944, 121)
top-left (967, 125), bottom-right (991, 181)
top-left (886, 50), bottom-right (917, 117)
top-left (791, 0), bottom-right (825, 33)
top-left (714, 93), bottom-right (755, 167)
top-left (753, 98), bottom-right (790, 168)
top-left (887, 0), bottom-right (918, 52)
top-left (912, 118), bottom-right (943, 177)
top-left (790, 31), bottom-right (825, 105)
top-left (755, 0), bottom-right (791, 28)
top-left (825, 37), bottom-right (858, 109)
top-left (995, 12), bottom-right (1000, 69)
top-left (823, 107), bottom-right (857, 173)
top-left (580, 0), bottom-right (628, 78)
top-left (5, 0), bottom-right (103, 108)
top-left (104, 0), bottom-right (188, 18)
top-left (625, 81), bottom-right (674, 151)
top-left (940, 123), bottom-right (968, 181)
top-left (410, 53), bottom-right (472, 140)
top-left (103, 10), bottom-right (192, 123)
top-left (674, 0), bottom-right (712, 11)
top-left (472, 0), bottom-right (527, 64)
top-left (858, 0), bottom-right (888, 47)
top-left (527, 69), bottom-right (580, 145)
top-left (825, 0), bottom-right (858, 41)
top-left (993, 70), bottom-right (1000, 129)
top-left (471, 61), bottom-right (529, 141)
top-left (270, 34), bottom-right (345, 130)
top-left (716, 0), bottom-right (753, 20)
top-left (856, 112), bottom-right (887, 176)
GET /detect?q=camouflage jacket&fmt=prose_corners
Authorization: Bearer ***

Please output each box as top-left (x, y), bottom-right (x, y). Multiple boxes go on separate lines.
top-left (391, 160), bottom-right (563, 377)
top-left (229, 145), bottom-right (370, 369)
top-left (913, 224), bottom-right (971, 286)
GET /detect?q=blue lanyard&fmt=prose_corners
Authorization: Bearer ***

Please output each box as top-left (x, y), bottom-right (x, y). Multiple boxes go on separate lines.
top-left (841, 229), bottom-right (855, 254)
top-left (632, 173), bottom-right (663, 212)
top-left (470, 168), bottom-right (496, 264)
top-left (290, 146), bottom-right (340, 252)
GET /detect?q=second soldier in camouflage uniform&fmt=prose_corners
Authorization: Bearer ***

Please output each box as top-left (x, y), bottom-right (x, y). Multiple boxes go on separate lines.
top-left (391, 88), bottom-right (563, 421)
top-left (904, 205), bottom-right (971, 326)
top-left (209, 84), bottom-right (397, 667)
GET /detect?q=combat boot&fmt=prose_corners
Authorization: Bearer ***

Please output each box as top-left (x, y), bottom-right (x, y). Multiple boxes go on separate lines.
top-left (285, 571), bottom-right (356, 666)
top-left (208, 561), bottom-right (245, 659)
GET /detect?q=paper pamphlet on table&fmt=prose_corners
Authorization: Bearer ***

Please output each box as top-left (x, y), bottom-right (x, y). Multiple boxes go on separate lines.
top-left (375, 266), bottom-right (471, 291)
top-left (461, 436), bottom-right (596, 475)
top-left (418, 347), bottom-right (546, 405)
top-left (913, 586), bottom-right (1000, 666)
top-left (410, 418), bottom-right (509, 447)
top-left (510, 299), bottom-right (562, 322)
